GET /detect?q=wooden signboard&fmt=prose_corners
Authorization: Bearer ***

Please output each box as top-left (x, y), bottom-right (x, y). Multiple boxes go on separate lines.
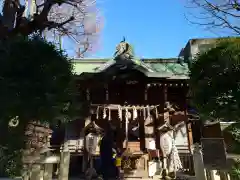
top-left (201, 138), bottom-right (227, 170)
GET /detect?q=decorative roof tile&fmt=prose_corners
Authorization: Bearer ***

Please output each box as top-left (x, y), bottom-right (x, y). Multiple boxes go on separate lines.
top-left (72, 58), bottom-right (189, 79)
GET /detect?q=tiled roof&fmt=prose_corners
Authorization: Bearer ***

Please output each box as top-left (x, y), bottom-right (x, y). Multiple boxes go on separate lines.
top-left (149, 62), bottom-right (189, 75)
top-left (72, 58), bottom-right (189, 79)
top-left (72, 59), bottom-right (107, 73)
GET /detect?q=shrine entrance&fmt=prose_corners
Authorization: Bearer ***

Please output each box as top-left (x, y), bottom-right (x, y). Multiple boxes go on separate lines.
top-left (90, 104), bottom-right (162, 178)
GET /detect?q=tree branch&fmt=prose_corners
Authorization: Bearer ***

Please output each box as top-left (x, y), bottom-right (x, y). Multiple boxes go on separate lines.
top-left (185, 0), bottom-right (240, 35)
top-left (0, 0), bottom-right (102, 57)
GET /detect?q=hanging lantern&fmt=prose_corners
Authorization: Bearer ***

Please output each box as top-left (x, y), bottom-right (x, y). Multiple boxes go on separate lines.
top-left (160, 132), bottom-right (173, 157)
top-left (86, 133), bottom-right (98, 155)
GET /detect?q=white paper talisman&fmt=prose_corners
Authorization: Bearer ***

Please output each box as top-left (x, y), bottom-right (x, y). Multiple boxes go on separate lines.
top-left (160, 132), bottom-right (173, 157)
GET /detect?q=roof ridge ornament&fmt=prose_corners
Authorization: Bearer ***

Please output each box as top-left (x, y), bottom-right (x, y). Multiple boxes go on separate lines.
top-left (114, 37), bottom-right (134, 61)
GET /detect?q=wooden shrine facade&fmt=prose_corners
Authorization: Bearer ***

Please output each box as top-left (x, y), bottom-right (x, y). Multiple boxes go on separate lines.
top-left (70, 57), bottom-right (193, 177)
top-left (77, 76), bottom-right (191, 150)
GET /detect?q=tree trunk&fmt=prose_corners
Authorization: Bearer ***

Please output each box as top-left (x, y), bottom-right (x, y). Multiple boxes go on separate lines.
top-left (2, 0), bottom-right (18, 30)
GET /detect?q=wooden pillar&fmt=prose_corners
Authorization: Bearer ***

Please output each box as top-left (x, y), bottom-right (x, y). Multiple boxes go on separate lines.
top-left (163, 84), bottom-right (169, 123)
top-left (86, 88), bottom-right (90, 101)
top-left (205, 169), bottom-right (215, 180)
top-left (44, 151), bottom-right (53, 180)
top-left (104, 84), bottom-right (109, 102)
top-left (44, 164), bottom-right (53, 180)
top-left (117, 116), bottom-right (123, 150)
top-left (144, 84), bottom-right (148, 102)
top-left (219, 171), bottom-right (229, 180)
top-left (30, 164), bottom-right (42, 180)
top-left (139, 114), bottom-right (145, 151)
top-left (124, 113), bottom-right (129, 149)
top-left (58, 152), bottom-right (70, 180)
top-left (163, 84), bottom-right (167, 102)
top-left (184, 84), bottom-right (193, 151)
top-left (141, 84), bottom-right (150, 178)
top-left (143, 84), bottom-right (148, 150)
top-left (22, 165), bottom-right (30, 180)
top-left (58, 126), bottom-right (70, 180)
top-left (144, 84), bottom-right (155, 150)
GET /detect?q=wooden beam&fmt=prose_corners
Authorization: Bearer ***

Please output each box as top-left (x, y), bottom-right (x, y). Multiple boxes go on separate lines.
top-left (144, 84), bottom-right (148, 101)
top-left (184, 88), bottom-right (193, 151)
top-left (104, 84), bottom-right (109, 102)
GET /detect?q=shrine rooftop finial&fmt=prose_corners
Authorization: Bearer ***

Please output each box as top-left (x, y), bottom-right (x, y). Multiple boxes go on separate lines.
top-left (114, 37), bottom-right (134, 60)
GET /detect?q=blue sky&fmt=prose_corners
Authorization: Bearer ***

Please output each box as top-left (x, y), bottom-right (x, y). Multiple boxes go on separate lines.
top-left (0, 0), bottom-right (223, 59)
top-left (80, 0), bottom-right (220, 59)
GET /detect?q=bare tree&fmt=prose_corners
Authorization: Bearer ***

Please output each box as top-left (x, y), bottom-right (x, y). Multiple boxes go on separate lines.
top-left (185, 0), bottom-right (240, 35)
top-left (0, 0), bottom-right (102, 56)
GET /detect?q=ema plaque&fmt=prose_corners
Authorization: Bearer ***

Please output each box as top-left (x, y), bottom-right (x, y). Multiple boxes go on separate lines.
top-left (201, 138), bottom-right (227, 170)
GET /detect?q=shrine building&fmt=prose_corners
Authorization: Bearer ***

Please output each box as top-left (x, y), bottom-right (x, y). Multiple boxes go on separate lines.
top-left (51, 38), bottom-right (221, 178)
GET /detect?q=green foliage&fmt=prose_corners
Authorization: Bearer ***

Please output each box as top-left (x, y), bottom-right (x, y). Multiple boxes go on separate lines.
top-left (0, 116), bottom-right (26, 177)
top-left (0, 35), bottom-right (74, 124)
top-left (189, 38), bottom-right (240, 121)
top-left (0, 35), bottom-right (78, 177)
top-left (229, 124), bottom-right (240, 144)
top-left (229, 160), bottom-right (240, 180)
top-left (224, 123), bottom-right (240, 153)
top-left (190, 38), bottom-right (240, 178)
top-left (0, 147), bottom-right (23, 177)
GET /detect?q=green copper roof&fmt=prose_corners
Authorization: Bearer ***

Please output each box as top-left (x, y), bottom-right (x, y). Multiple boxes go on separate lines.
top-left (72, 59), bottom-right (108, 74)
top-left (150, 62), bottom-right (189, 75)
top-left (72, 58), bottom-right (189, 79)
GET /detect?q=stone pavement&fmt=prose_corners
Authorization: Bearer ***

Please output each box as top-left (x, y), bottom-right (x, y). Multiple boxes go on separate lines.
top-left (0, 176), bottom-right (196, 180)
top-left (67, 175), bottom-right (196, 180)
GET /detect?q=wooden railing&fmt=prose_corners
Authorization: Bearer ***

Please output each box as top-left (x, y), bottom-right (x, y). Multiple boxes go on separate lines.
top-left (179, 153), bottom-right (194, 175)
top-left (51, 139), bottom-right (103, 155)
top-left (51, 139), bottom-right (84, 154)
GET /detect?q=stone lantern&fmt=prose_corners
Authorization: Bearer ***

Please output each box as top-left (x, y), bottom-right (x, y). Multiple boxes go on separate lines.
top-left (84, 121), bottom-right (103, 180)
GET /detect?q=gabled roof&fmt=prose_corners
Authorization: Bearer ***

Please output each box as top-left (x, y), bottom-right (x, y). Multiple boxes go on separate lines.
top-left (72, 58), bottom-right (189, 79)
top-left (94, 58), bottom-right (155, 73)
